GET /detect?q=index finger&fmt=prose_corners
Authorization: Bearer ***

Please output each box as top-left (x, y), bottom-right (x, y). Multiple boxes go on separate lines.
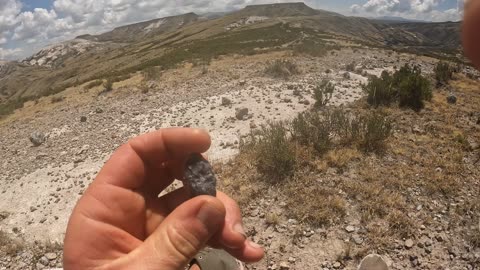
top-left (95, 128), bottom-right (211, 190)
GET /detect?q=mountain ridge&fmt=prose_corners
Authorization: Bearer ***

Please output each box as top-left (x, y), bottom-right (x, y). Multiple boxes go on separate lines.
top-left (0, 2), bottom-right (463, 108)
top-left (76, 12), bottom-right (200, 43)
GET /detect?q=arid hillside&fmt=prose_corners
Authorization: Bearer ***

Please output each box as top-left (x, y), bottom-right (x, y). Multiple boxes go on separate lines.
top-left (0, 2), bottom-right (477, 270)
top-left (0, 2), bottom-right (462, 116)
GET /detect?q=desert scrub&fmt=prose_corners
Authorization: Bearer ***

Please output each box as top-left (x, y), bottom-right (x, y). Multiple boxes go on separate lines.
top-left (242, 122), bottom-right (296, 183)
top-left (364, 64), bottom-right (432, 111)
top-left (313, 79), bottom-right (334, 108)
top-left (292, 109), bottom-right (392, 153)
top-left (84, 80), bottom-right (103, 90)
top-left (0, 96), bottom-right (33, 117)
top-left (103, 79), bottom-right (113, 92)
top-left (293, 38), bottom-right (340, 57)
top-left (143, 66), bottom-right (162, 81)
top-left (434, 61), bottom-right (454, 87)
top-left (398, 70), bottom-right (432, 111)
top-left (359, 112), bottom-right (393, 152)
top-left (264, 59), bottom-right (300, 79)
top-left (291, 111), bottom-right (332, 154)
top-left (364, 71), bottom-right (396, 107)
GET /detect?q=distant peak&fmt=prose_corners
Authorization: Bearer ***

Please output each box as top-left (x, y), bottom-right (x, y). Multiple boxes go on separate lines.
top-left (244, 2), bottom-right (309, 8)
top-left (239, 2), bottom-right (318, 17)
top-left (162, 12), bottom-right (199, 19)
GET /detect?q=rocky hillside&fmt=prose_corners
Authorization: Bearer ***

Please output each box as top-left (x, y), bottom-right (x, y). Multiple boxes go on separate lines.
top-left (0, 45), bottom-right (479, 269)
top-left (22, 39), bottom-right (103, 68)
top-left (0, 61), bottom-right (17, 79)
top-left (0, 2), bottom-right (463, 115)
top-left (389, 21), bottom-right (461, 48)
top-left (77, 12), bottom-right (200, 43)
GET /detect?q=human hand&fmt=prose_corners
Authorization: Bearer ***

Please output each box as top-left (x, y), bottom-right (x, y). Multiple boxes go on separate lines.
top-left (63, 128), bottom-right (264, 270)
top-left (463, 0), bottom-right (480, 69)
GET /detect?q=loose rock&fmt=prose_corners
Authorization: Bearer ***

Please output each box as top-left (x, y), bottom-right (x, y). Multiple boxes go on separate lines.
top-left (358, 254), bottom-right (388, 270)
top-left (345, 225), bottom-right (355, 233)
top-left (29, 132), bottom-right (46, 147)
top-left (405, 239), bottom-right (414, 249)
top-left (447, 95), bottom-right (457, 104)
top-left (184, 153), bottom-right (217, 197)
top-left (235, 107), bottom-right (249, 120)
top-left (221, 97), bottom-right (232, 106)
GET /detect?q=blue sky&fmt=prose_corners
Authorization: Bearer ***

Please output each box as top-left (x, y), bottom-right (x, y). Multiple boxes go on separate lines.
top-left (0, 0), bottom-right (466, 60)
top-left (22, 0), bottom-right (52, 11)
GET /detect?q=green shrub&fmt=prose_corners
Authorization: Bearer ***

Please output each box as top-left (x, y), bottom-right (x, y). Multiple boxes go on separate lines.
top-left (364, 64), bottom-right (432, 111)
top-left (364, 71), bottom-right (396, 107)
top-left (434, 61), bottom-right (454, 87)
top-left (292, 109), bottom-right (392, 153)
top-left (313, 80), bottom-right (334, 108)
top-left (244, 122), bottom-right (296, 183)
top-left (398, 70), bottom-right (432, 111)
top-left (291, 111), bottom-right (332, 155)
top-left (328, 109), bottom-right (362, 145)
top-left (360, 112), bottom-right (393, 152)
top-left (265, 59), bottom-right (300, 79)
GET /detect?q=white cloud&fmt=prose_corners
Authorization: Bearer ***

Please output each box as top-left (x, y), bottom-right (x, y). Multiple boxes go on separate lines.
top-left (411, 0), bottom-right (439, 13)
top-left (0, 0), bottom-right (22, 31)
top-left (351, 4), bottom-right (362, 13)
top-left (363, 0), bottom-right (411, 13)
top-left (351, 0), bottom-right (464, 21)
top-left (0, 0), bottom-right (22, 52)
top-left (13, 8), bottom-right (58, 41)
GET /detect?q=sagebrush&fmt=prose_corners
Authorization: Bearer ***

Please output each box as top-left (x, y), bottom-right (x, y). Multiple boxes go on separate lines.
top-left (264, 59), bottom-right (300, 79)
top-left (313, 80), bottom-right (335, 108)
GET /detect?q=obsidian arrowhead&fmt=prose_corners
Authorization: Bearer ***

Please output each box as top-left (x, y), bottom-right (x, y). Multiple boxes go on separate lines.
top-left (184, 153), bottom-right (217, 197)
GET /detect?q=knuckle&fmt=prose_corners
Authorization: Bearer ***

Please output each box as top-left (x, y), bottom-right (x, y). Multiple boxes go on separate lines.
top-left (165, 224), bottom-right (202, 261)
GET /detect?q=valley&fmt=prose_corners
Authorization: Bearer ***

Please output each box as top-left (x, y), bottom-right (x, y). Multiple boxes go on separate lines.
top-left (0, 2), bottom-right (478, 270)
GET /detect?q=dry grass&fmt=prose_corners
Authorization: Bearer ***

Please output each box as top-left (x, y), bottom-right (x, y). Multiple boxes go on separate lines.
top-left (325, 148), bottom-right (361, 169)
top-left (284, 175), bottom-right (347, 226)
top-left (215, 152), bottom-right (264, 210)
top-left (219, 75), bottom-right (479, 255)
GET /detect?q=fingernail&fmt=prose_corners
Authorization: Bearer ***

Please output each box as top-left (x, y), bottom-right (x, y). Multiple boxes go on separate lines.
top-left (247, 239), bottom-right (263, 249)
top-left (196, 202), bottom-right (224, 234)
top-left (233, 222), bottom-right (247, 239)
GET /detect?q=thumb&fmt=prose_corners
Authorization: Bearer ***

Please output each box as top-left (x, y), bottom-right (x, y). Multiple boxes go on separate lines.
top-left (132, 196), bottom-right (226, 270)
